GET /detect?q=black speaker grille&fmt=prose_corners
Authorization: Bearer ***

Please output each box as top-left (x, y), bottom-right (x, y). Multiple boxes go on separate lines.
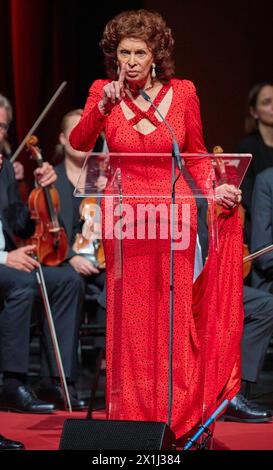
top-left (59, 419), bottom-right (175, 450)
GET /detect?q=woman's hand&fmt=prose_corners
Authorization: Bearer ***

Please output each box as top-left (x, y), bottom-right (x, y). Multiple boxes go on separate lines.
top-left (98, 64), bottom-right (126, 114)
top-left (33, 162), bottom-right (57, 187)
top-left (215, 184), bottom-right (242, 210)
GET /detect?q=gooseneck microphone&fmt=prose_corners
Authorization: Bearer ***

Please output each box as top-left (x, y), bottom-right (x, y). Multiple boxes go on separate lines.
top-left (139, 88), bottom-right (183, 171)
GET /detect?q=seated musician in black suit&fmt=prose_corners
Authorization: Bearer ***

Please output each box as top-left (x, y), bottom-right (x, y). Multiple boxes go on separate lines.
top-left (197, 197), bottom-right (273, 423)
top-left (0, 95), bottom-right (85, 414)
top-left (251, 167), bottom-right (273, 293)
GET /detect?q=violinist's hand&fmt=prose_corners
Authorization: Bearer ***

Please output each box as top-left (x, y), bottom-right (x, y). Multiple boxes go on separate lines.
top-left (7, 245), bottom-right (39, 272)
top-left (69, 255), bottom-right (100, 276)
top-left (215, 184), bottom-right (242, 210)
top-left (34, 162), bottom-right (57, 187)
top-left (0, 155), bottom-right (3, 172)
top-left (13, 161), bottom-right (24, 181)
top-left (98, 63), bottom-right (126, 115)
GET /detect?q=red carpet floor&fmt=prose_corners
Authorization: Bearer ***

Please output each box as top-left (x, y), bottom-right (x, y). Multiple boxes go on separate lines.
top-left (1, 410), bottom-right (273, 450)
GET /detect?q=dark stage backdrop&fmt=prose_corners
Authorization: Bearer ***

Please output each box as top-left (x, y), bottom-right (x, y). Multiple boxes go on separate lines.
top-left (145, 0), bottom-right (273, 152)
top-left (0, 0), bottom-right (142, 184)
top-left (0, 0), bottom-right (272, 186)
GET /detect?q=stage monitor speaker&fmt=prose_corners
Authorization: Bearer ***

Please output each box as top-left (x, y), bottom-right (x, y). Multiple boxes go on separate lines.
top-left (59, 419), bottom-right (175, 450)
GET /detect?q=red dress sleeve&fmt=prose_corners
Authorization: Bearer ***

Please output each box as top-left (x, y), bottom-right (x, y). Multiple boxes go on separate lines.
top-left (182, 80), bottom-right (214, 192)
top-left (69, 79), bottom-right (109, 152)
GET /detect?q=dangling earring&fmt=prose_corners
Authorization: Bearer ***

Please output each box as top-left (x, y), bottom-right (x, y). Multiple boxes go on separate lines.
top-left (151, 63), bottom-right (156, 79)
top-left (117, 64), bottom-right (120, 76)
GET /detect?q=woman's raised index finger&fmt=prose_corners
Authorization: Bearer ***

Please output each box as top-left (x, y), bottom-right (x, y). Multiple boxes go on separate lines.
top-left (118, 63), bottom-right (126, 84)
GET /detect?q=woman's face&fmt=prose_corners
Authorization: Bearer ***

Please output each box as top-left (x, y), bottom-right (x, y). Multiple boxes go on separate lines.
top-left (117, 37), bottom-right (154, 87)
top-left (251, 85), bottom-right (273, 127)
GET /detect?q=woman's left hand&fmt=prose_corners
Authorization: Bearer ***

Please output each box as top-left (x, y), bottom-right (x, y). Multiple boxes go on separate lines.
top-left (215, 184), bottom-right (242, 210)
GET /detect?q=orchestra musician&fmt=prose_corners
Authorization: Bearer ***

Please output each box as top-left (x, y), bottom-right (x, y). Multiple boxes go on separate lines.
top-left (0, 94), bottom-right (25, 183)
top-left (54, 109), bottom-right (106, 346)
top-left (0, 94), bottom-right (85, 413)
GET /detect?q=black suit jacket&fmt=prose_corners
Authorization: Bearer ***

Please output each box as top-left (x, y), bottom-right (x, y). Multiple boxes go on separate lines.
top-left (235, 131), bottom-right (273, 244)
top-left (251, 167), bottom-right (273, 292)
top-left (0, 158), bottom-right (34, 251)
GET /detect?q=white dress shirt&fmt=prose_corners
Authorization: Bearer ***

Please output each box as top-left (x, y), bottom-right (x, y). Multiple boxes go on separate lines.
top-left (0, 218), bottom-right (8, 264)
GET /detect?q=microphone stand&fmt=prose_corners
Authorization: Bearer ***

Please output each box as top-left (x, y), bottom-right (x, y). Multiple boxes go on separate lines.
top-left (168, 146), bottom-right (181, 427)
top-left (183, 399), bottom-right (229, 450)
top-left (140, 90), bottom-right (183, 427)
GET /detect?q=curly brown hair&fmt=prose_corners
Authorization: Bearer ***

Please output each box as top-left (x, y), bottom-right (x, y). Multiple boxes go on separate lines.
top-left (100, 9), bottom-right (175, 84)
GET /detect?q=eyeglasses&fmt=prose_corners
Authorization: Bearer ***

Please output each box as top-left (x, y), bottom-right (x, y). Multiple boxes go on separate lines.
top-left (0, 123), bottom-right (8, 132)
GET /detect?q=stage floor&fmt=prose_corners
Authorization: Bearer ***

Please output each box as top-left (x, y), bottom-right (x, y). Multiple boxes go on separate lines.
top-left (1, 409), bottom-right (273, 451)
top-left (1, 346), bottom-right (272, 451)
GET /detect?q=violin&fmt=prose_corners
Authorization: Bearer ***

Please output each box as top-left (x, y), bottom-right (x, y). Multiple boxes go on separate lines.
top-left (73, 197), bottom-right (105, 269)
top-left (27, 135), bottom-right (68, 266)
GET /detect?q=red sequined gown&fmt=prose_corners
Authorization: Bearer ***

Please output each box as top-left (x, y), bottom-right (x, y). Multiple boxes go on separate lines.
top-left (70, 78), bottom-right (243, 438)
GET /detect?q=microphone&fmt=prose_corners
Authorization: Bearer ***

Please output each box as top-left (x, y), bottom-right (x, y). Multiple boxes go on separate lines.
top-left (139, 88), bottom-right (183, 171)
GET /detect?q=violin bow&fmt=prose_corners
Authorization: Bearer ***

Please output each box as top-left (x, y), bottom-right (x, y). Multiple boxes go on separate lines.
top-left (10, 81), bottom-right (67, 163)
top-left (243, 244), bottom-right (273, 263)
top-left (36, 265), bottom-right (72, 412)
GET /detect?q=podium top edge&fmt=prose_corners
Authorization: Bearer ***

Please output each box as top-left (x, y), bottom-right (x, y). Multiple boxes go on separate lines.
top-left (83, 152), bottom-right (252, 157)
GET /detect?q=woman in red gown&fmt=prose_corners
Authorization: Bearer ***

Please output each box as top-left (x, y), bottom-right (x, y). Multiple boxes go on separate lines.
top-left (70, 9), bottom-right (243, 439)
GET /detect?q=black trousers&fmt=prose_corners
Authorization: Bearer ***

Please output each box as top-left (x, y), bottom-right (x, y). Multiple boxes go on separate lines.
top-left (0, 264), bottom-right (84, 380)
top-left (84, 270), bottom-right (106, 347)
top-left (242, 285), bottom-right (273, 382)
